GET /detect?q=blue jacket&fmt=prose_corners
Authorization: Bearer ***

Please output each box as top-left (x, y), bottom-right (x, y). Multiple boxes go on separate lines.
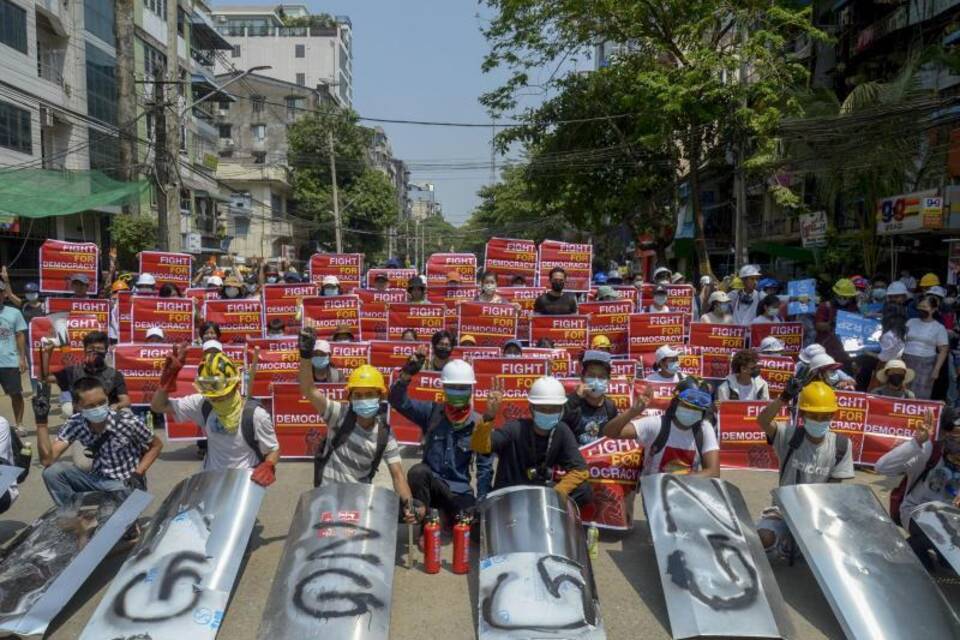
top-left (389, 377), bottom-right (492, 497)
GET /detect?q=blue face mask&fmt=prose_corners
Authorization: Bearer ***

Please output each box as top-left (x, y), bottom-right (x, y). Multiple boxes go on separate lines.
top-left (665, 361), bottom-right (680, 375)
top-left (82, 404), bottom-right (110, 424)
top-left (804, 417), bottom-right (831, 438)
top-left (444, 388), bottom-right (472, 408)
top-left (584, 377), bottom-right (608, 395)
top-left (532, 410), bottom-right (561, 431)
top-left (312, 355), bottom-right (330, 369)
top-left (351, 398), bottom-right (380, 418)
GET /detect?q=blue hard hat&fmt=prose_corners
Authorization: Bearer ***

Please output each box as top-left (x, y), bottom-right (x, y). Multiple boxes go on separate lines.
top-left (593, 272), bottom-right (608, 284)
top-left (385, 257), bottom-right (401, 269)
top-left (24, 282), bottom-right (38, 293)
top-left (758, 277), bottom-right (779, 291)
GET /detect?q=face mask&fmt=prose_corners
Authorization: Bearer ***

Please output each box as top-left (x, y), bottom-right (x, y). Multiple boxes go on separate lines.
top-left (224, 287), bottom-right (240, 298)
top-left (352, 397), bottom-right (380, 418)
top-left (444, 388), bottom-right (471, 408)
top-left (674, 406), bottom-right (703, 428)
top-left (82, 403), bottom-right (110, 424)
top-left (532, 410), bottom-right (561, 431)
top-left (886, 373), bottom-right (905, 387)
top-left (872, 288), bottom-right (886, 301)
top-left (550, 281), bottom-right (564, 293)
top-left (25, 293), bottom-right (38, 302)
top-left (434, 346), bottom-right (452, 360)
top-left (766, 307), bottom-right (780, 317)
top-left (823, 369), bottom-right (841, 387)
top-left (836, 297), bottom-right (850, 306)
top-left (311, 355), bottom-right (330, 369)
top-left (718, 303), bottom-right (731, 314)
top-left (664, 361), bottom-right (680, 375)
top-left (266, 276), bottom-right (278, 284)
top-left (804, 417), bottom-right (830, 438)
top-left (653, 295), bottom-right (667, 306)
top-left (209, 391), bottom-right (243, 432)
top-left (482, 283), bottom-right (497, 294)
top-left (322, 287), bottom-right (338, 296)
top-left (85, 351), bottom-right (106, 371)
top-left (584, 377), bottom-right (608, 396)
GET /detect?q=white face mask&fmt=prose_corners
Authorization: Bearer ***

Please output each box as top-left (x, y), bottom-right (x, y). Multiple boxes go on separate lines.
top-left (25, 293), bottom-right (38, 302)
top-left (674, 406), bottom-right (702, 428)
top-left (482, 283), bottom-right (497, 294)
top-left (653, 295), bottom-right (667, 306)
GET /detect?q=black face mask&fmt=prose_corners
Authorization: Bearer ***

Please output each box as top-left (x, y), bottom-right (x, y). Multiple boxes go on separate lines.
top-left (886, 373), bottom-right (905, 387)
top-left (434, 346), bottom-right (452, 359)
top-left (550, 281), bottom-right (564, 293)
top-left (85, 352), bottom-right (106, 371)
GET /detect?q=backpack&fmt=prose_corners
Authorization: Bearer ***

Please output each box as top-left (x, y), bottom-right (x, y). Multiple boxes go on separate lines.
top-left (889, 441), bottom-right (943, 527)
top-left (313, 404), bottom-right (391, 487)
top-left (778, 426), bottom-right (849, 485)
top-left (650, 412), bottom-right (705, 461)
top-left (8, 424), bottom-right (30, 483)
top-left (200, 398), bottom-right (265, 465)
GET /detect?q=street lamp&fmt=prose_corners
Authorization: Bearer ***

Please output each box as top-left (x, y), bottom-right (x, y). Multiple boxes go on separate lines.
top-left (179, 65), bottom-right (272, 117)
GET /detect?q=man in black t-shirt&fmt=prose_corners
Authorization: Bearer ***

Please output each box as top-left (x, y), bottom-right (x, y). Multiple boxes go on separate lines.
top-left (43, 331), bottom-right (130, 411)
top-left (533, 267), bottom-right (578, 315)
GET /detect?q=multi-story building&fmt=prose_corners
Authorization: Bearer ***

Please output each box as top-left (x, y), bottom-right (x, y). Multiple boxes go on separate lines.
top-left (409, 182), bottom-right (440, 220)
top-left (211, 4), bottom-right (353, 107)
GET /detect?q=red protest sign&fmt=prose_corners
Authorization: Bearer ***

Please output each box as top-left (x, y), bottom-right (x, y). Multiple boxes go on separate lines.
top-left (717, 400), bottom-right (788, 470)
top-left (587, 286), bottom-right (639, 307)
top-left (678, 352), bottom-right (703, 377)
top-left (39, 240), bottom-right (99, 294)
top-left (202, 299), bottom-right (264, 343)
top-left (386, 303), bottom-right (445, 341)
top-left (113, 343), bottom-right (180, 406)
top-left (530, 315), bottom-right (588, 356)
top-left (577, 438), bottom-right (644, 530)
top-left (309, 253), bottom-right (363, 291)
top-left (457, 301), bottom-right (518, 347)
top-left (185, 287), bottom-right (220, 302)
top-left (245, 336), bottom-right (299, 399)
top-left (498, 286), bottom-right (544, 342)
top-left (330, 341), bottom-right (370, 374)
top-left (451, 346), bottom-right (503, 362)
top-left (164, 364), bottom-right (204, 440)
top-left (427, 286), bottom-right (478, 332)
top-left (138, 251), bottom-right (192, 289)
top-left (262, 283), bottom-right (317, 334)
top-left (28, 315), bottom-right (103, 378)
top-left (558, 377), bottom-right (634, 414)
top-left (537, 239), bottom-right (592, 292)
top-left (610, 359), bottom-right (638, 379)
top-left (484, 237), bottom-right (537, 286)
top-left (369, 340), bottom-right (429, 376)
top-left (640, 284), bottom-right (694, 320)
top-left (366, 268), bottom-right (416, 289)
top-left (520, 347), bottom-right (573, 377)
top-left (426, 253), bottom-right (477, 288)
top-left (116, 291), bottom-right (132, 341)
top-left (579, 300), bottom-right (633, 355)
top-left (354, 288), bottom-right (406, 340)
top-left (301, 295), bottom-right (361, 340)
top-left (45, 298), bottom-right (110, 327)
top-left (130, 296), bottom-right (194, 343)
top-left (633, 380), bottom-right (676, 415)
top-left (388, 371), bottom-right (442, 444)
top-left (757, 354), bottom-right (795, 395)
top-left (750, 322), bottom-right (804, 355)
top-left (473, 358), bottom-right (548, 377)
top-left (473, 371), bottom-right (541, 427)
top-left (628, 312), bottom-right (686, 357)
top-left (689, 322), bottom-right (748, 353)
top-left (701, 351), bottom-right (732, 379)
top-left (831, 390), bottom-right (867, 463)
top-left (272, 382), bottom-right (349, 458)
top-left (861, 396), bottom-right (941, 465)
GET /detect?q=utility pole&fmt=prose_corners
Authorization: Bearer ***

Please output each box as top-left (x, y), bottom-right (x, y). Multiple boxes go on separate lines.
top-left (162, 0), bottom-right (181, 252)
top-left (154, 81), bottom-right (169, 250)
top-left (732, 24), bottom-right (748, 269)
top-left (490, 119), bottom-right (496, 184)
top-left (328, 130), bottom-right (343, 252)
top-left (114, 0), bottom-right (137, 211)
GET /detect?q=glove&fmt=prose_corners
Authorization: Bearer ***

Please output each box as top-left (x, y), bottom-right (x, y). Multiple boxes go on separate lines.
top-left (159, 344), bottom-right (187, 392)
top-left (298, 327), bottom-right (317, 359)
top-left (125, 472), bottom-right (147, 491)
top-left (400, 352), bottom-right (425, 377)
top-left (780, 376), bottom-right (803, 403)
top-left (470, 418), bottom-right (494, 454)
top-left (251, 460), bottom-right (276, 487)
top-left (32, 384), bottom-right (50, 421)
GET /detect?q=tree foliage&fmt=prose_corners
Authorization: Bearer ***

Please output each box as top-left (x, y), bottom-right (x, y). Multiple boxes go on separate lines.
top-left (110, 214), bottom-right (158, 268)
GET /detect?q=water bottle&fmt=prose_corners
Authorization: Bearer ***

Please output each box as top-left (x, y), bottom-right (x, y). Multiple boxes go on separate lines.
top-left (587, 524), bottom-right (599, 560)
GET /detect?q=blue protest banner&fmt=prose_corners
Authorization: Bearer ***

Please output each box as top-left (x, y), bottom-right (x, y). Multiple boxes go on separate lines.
top-left (787, 279), bottom-right (817, 315)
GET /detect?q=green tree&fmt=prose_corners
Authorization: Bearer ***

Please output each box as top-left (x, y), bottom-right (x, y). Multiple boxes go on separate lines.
top-left (110, 215), bottom-right (157, 268)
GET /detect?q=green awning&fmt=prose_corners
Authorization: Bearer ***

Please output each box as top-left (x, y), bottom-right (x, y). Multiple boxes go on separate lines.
top-left (750, 241), bottom-right (816, 263)
top-left (0, 169), bottom-right (148, 218)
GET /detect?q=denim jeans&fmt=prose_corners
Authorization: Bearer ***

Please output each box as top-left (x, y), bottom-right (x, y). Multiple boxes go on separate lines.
top-left (42, 461), bottom-right (127, 507)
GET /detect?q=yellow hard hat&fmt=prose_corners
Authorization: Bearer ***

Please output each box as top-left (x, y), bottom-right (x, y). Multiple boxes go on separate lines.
top-left (797, 381), bottom-right (839, 413)
top-left (346, 364), bottom-right (387, 396)
top-left (832, 278), bottom-right (857, 298)
top-left (730, 277), bottom-right (744, 291)
top-left (591, 334), bottom-right (612, 349)
top-left (111, 280), bottom-right (129, 293)
top-left (920, 273), bottom-right (941, 288)
top-left (195, 351), bottom-right (240, 398)
top-left (459, 334), bottom-right (477, 346)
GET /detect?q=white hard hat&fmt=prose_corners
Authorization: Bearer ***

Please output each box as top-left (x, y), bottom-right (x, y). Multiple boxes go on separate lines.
top-left (313, 339), bottom-right (331, 354)
top-left (886, 281), bottom-right (908, 296)
top-left (808, 352), bottom-right (839, 372)
top-left (145, 327), bottom-right (165, 339)
top-left (321, 275), bottom-right (340, 287)
top-left (738, 264), bottom-right (761, 278)
top-left (927, 285), bottom-right (947, 298)
top-left (758, 336), bottom-right (785, 353)
top-left (207, 275), bottom-right (223, 287)
top-left (202, 339), bottom-right (223, 353)
top-left (441, 359), bottom-right (476, 385)
top-left (708, 291), bottom-right (730, 305)
top-left (653, 267), bottom-right (672, 279)
top-left (655, 345), bottom-right (681, 363)
top-left (798, 343), bottom-right (825, 364)
top-left (136, 272), bottom-right (157, 286)
top-left (700, 275), bottom-right (714, 287)
top-left (528, 376), bottom-right (567, 406)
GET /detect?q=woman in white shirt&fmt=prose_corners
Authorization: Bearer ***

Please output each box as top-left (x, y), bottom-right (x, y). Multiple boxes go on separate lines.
top-left (903, 298), bottom-right (949, 399)
top-left (716, 350), bottom-right (770, 401)
top-left (699, 291), bottom-right (733, 324)
top-left (645, 345), bottom-right (684, 382)
top-left (751, 294), bottom-right (783, 324)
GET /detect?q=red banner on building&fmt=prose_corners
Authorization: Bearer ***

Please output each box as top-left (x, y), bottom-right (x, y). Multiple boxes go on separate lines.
top-left (427, 286), bottom-right (478, 332)
top-left (579, 300), bottom-right (633, 355)
top-left (130, 296), bottom-right (194, 343)
top-left (330, 341), bottom-right (370, 374)
top-left (366, 268), bottom-right (416, 289)
top-left (309, 253), bottom-right (363, 291)
top-left (354, 288), bottom-right (406, 340)
top-left (537, 239), bottom-right (592, 292)
top-left (484, 237), bottom-right (538, 286)
top-left (750, 322), bottom-right (804, 355)
top-left (272, 382), bottom-right (349, 458)
top-left (628, 312), bottom-right (685, 357)
top-left (530, 315), bottom-right (588, 356)
top-left (386, 303), bottom-right (445, 341)
top-left (202, 299), bottom-right (264, 343)
top-left (301, 295), bottom-right (361, 340)
top-left (456, 301), bottom-right (518, 347)
top-left (717, 401), bottom-right (789, 470)
top-left (388, 371), bottom-right (442, 444)
top-left (370, 340), bottom-right (429, 376)
top-left (245, 336), bottom-right (299, 399)
top-left (28, 315), bottom-right (102, 378)
top-left (497, 286), bottom-right (544, 342)
top-left (757, 354), bottom-right (795, 395)
top-left (861, 396), bottom-right (942, 465)
top-left (262, 283), bottom-right (317, 334)
top-left (689, 322), bottom-right (748, 353)
top-left (45, 297), bottom-right (109, 328)
top-left (425, 253), bottom-right (477, 288)
top-left (138, 251), bottom-right (192, 289)
top-left (577, 438), bottom-right (644, 530)
top-left (39, 240), bottom-right (99, 294)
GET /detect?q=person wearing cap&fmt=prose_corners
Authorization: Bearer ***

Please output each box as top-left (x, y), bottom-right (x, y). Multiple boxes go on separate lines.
top-left (445, 270), bottom-right (464, 287)
top-left (814, 278), bottom-right (858, 369)
top-left (886, 280), bottom-right (911, 308)
top-left (563, 350), bottom-right (635, 445)
top-left (604, 377), bottom-right (719, 477)
top-left (755, 379), bottom-right (854, 558)
top-left (205, 274), bottom-right (224, 290)
top-left (534, 267), bottom-right (578, 315)
top-left (134, 273), bottom-right (157, 295)
top-left (262, 263), bottom-right (281, 285)
top-left (372, 272), bottom-right (391, 292)
top-left (266, 318), bottom-right (286, 337)
top-left (471, 376), bottom-right (591, 506)
top-left (459, 334), bottom-right (477, 347)
top-left (595, 285), bottom-right (619, 302)
top-left (320, 275), bottom-right (341, 297)
top-left (221, 276), bottom-right (245, 300)
top-left (308, 337), bottom-right (343, 383)
top-left (730, 265), bottom-right (762, 324)
top-left (753, 294), bottom-right (783, 324)
top-left (646, 345), bottom-right (684, 383)
top-left (7, 281), bottom-right (43, 323)
top-left (717, 350), bottom-right (770, 401)
top-left (876, 407), bottom-right (959, 570)
top-left (406, 275), bottom-right (428, 303)
top-left (757, 336), bottom-right (786, 355)
top-left (593, 272), bottom-right (608, 287)
top-left (652, 266), bottom-right (671, 285)
top-left (151, 344), bottom-right (279, 483)
top-left (670, 272), bottom-right (685, 285)
top-left (428, 330), bottom-right (455, 371)
top-left (389, 351), bottom-right (492, 524)
top-left (869, 359), bottom-right (916, 399)
top-left (68, 273), bottom-right (91, 299)
top-left (606, 269), bottom-right (623, 285)
top-left (807, 352), bottom-right (854, 390)
top-left (758, 277), bottom-right (780, 298)
top-left (297, 331), bottom-right (417, 522)
top-left (646, 285), bottom-right (670, 314)
top-left (700, 291), bottom-right (732, 324)
top-left (476, 271), bottom-right (505, 303)
top-left (903, 296), bottom-right (949, 400)
top-left (590, 334), bottom-right (612, 353)
top-left (502, 339), bottom-right (522, 357)
top-left (145, 327), bottom-right (165, 344)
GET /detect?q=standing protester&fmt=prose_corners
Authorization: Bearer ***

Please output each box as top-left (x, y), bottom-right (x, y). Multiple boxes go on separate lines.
top-left (534, 267), bottom-right (578, 315)
top-left (150, 345), bottom-right (279, 484)
top-left (645, 345), bottom-right (684, 383)
top-left (476, 271), bottom-right (505, 303)
top-left (0, 414), bottom-right (19, 513)
top-left (372, 272), bottom-right (390, 292)
top-left (869, 359), bottom-right (916, 399)
top-left (717, 350), bottom-right (770, 401)
top-left (388, 353), bottom-right (492, 525)
top-left (13, 282), bottom-right (43, 401)
top-left (699, 291), bottom-right (732, 324)
top-left (753, 294), bottom-right (783, 324)
top-left (903, 297), bottom-right (949, 400)
top-left (652, 267), bottom-right (671, 285)
top-left (646, 285), bottom-right (671, 313)
top-left (69, 273), bottom-right (91, 298)
top-left (814, 278), bottom-right (858, 370)
top-left (38, 377), bottom-right (162, 506)
top-left (406, 276), bottom-right (428, 303)
top-left (470, 376), bottom-right (592, 507)
top-left (0, 288), bottom-right (27, 436)
top-left (427, 330), bottom-right (454, 371)
top-left (43, 331), bottom-right (130, 412)
top-left (320, 275), bottom-right (341, 296)
top-left (308, 337), bottom-right (343, 383)
top-left (730, 265), bottom-right (762, 324)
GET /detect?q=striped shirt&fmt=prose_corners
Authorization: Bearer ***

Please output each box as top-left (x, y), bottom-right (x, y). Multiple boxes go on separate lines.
top-left (321, 400), bottom-right (400, 484)
top-left (57, 408), bottom-right (151, 481)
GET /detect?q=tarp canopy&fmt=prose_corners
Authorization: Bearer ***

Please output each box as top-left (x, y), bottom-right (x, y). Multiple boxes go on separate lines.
top-left (0, 169), bottom-right (148, 218)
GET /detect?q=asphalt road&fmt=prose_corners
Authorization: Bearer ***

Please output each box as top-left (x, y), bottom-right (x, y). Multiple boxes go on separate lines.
top-left (0, 397), bottom-right (957, 640)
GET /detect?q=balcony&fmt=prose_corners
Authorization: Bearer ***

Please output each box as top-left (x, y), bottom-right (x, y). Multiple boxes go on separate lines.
top-left (35, 0), bottom-right (68, 36)
top-left (214, 25), bottom-right (338, 37)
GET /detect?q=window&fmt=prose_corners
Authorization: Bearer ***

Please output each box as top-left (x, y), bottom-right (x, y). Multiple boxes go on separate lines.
top-left (143, 42), bottom-right (166, 82)
top-left (85, 43), bottom-right (117, 125)
top-left (234, 218), bottom-right (250, 237)
top-left (0, 101), bottom-right (31, 154)
top-left (231, 44), bottom-right (241, 58)
top-left (285, 96), bottom-right (303, 120)
top-left (218, 100), bottom-right (231, 110)
top-left (295, 73), bottom-right (305, 86)
top-left (84, 0), bottom-right (115, 46)
top-left (177, 7), bottom-right (186, 35)
top-left (0, 0), bottom-right (27, 54)
top-left (295, 44), bottom-right (305, 58)
top-left (88, 128), bottom-right (118, 171)
top-left (251, 124), bottom-right (265, 140)
top-left (218, 124), bottom-right (232, 139)
top-left (252, 151), bottom-right (266, 164)
top-left (144, 0), bottom-right (165, 18)
top-left (252, 95), bottom-right (264, 114)
top-left (270, 193), bottom-right (283, 217)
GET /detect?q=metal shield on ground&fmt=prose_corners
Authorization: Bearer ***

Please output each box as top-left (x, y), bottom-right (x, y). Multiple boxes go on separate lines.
top-left (477, 485), bottom-right (605, 639)
top-left (0, 464), bottom-right (20, 498)
top-left (0, 489), bottom-right (151, 637)
top-left (79, 469), bottom-right (264, 640)
top-left (640, 474), bottom-right (793, 640)
top-left (774, 483), bottom-right (960, 639)
top-left (257, 482), bottom-right (399, 640)
top-left (912, 502), bottom-right (960, 575)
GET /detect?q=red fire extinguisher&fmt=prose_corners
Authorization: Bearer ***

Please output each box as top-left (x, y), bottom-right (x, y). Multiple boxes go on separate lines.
top-left (423, 509), bottom-right (441, 574)
top-left (452, 512), bottom-right (471, 574)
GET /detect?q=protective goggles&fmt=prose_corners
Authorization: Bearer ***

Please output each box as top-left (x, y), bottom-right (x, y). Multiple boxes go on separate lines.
top-left (194, 375), bottom-right (239, 397)
top-left (677, 388), bottom-right (712, 411)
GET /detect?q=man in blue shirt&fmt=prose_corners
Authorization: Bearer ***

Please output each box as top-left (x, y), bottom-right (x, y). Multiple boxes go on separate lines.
top-left (0, 286), bottom-right (27, 436)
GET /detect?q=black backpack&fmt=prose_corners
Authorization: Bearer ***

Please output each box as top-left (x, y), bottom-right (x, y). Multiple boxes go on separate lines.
top-left (778, 425), bottom-right (849, 485)
top-left (200, 398), bottom-right (265, 464)
top-left (8, 425), bottom-right (30, 483)
top-left (313, 404), bottom-right (391, 487)
top-left (650, 412), bottom-right (705, 460)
